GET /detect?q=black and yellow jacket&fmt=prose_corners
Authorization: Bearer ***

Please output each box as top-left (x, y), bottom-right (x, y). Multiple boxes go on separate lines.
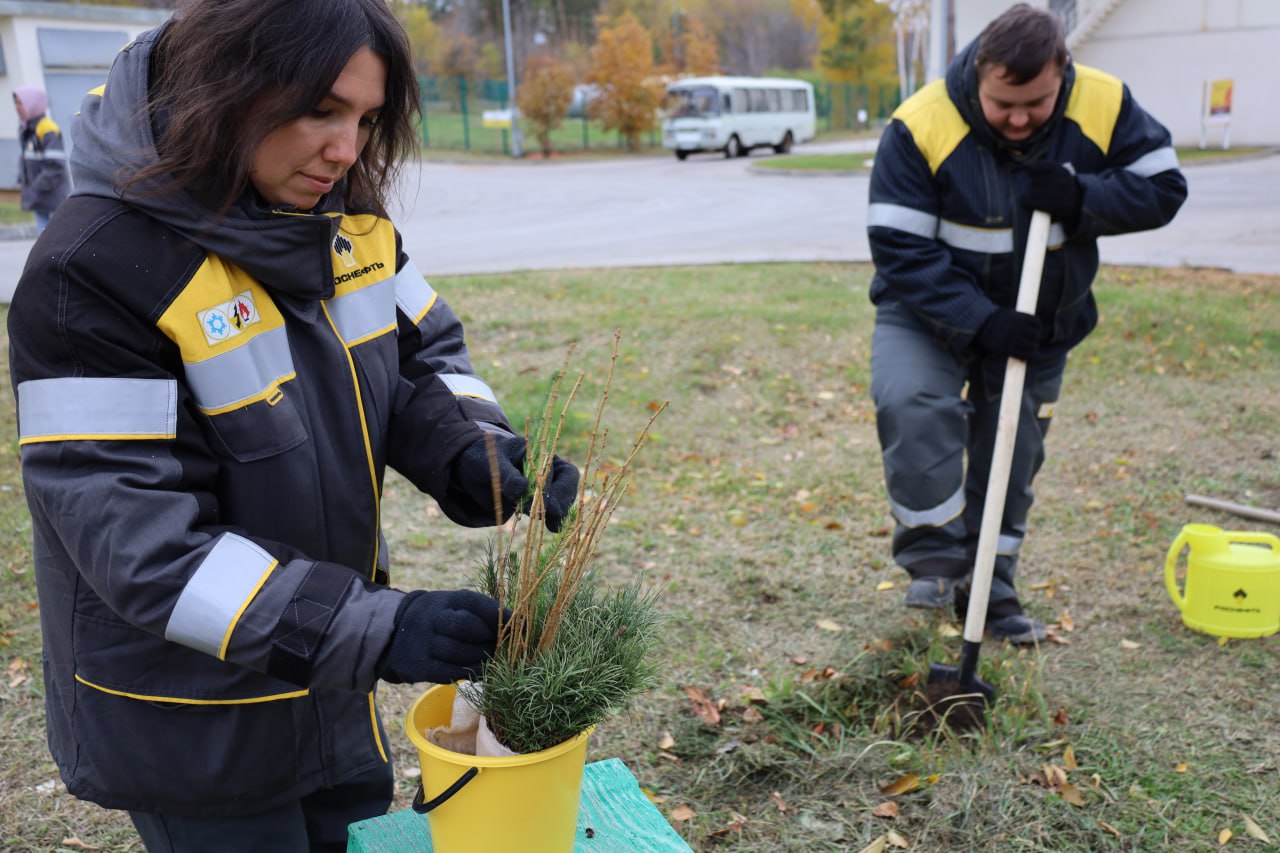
top-left (868, 38), bottom-right (1187, 360)
top-left (9, 26), bottom-right (510, 816)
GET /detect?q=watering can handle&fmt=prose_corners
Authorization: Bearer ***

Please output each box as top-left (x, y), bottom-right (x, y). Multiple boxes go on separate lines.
top-left (1228, 531), bottom-right (1280, 550)
top-left (411, 767), bottom-right (480, 814)
top-left (1165, 528), bottom-right (1191, 611)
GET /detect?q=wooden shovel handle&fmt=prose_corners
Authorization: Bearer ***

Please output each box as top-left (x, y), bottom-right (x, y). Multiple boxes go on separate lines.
top-left (962, 210), bottom-right (1052, 644)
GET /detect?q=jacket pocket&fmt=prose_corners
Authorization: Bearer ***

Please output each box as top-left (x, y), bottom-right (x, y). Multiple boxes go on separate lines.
top-left (204, 390), bottom-right (308, 463)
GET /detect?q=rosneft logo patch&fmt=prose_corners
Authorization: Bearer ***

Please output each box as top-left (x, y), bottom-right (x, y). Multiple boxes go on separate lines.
top-left (334, 233), bottom-right (357, 269)
top-left (198, 292), bottom-right (260, 346)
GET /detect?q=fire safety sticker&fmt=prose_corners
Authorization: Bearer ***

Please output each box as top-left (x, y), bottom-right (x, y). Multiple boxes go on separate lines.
top-left (198, 292), bottom-right (261, 346)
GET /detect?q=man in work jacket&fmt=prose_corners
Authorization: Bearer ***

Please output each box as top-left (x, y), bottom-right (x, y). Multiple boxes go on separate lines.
top-left (866, 3), bottom-right (1186, 643)
top-left (13, 85), bottom-right (70, 232)
top-left (7, 11), bottom-right (576, 835)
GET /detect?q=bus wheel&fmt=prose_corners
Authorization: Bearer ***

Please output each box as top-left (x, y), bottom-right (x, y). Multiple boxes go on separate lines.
top-left (774, 131), bottom-right (794, 155)
top-left (676, 149), bottom-right (689, 161)
top-left (723, 135), bottom-right (741, 159)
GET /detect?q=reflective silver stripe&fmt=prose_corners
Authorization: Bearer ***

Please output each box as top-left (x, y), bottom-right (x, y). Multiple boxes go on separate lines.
top-left (938, 220), bottom-right (1014, 254)
top-left (1047, 223), bottom-right (1067, 247)
top-left (185, 326), bottom-right (294, 411)
top-left (997, 534), bottom-right (1023, 556)
top-left (1124, 146), bottom-right (1179, 178)
top-left (18, 377), bottom-right (177, 442)
top-left (165, 533), bottom-right (277, 658)
top-left (394, 259), bottom-right (438, 325)
top-left (441, 373), bottom-right (498, 403)
top-left (328, 275), bottom-right (397, 344)
top-left (24, 150), bottom-right (68, 160)
top-left (867, 203), bottom-right (937, 240)
top-left (889, 484), bottom-right (965, 528)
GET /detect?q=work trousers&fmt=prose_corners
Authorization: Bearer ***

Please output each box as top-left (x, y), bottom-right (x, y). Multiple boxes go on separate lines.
top-left (870, 304), bottom-right (1066, 614)
top-left (128, 760), bottom-right (394, 853)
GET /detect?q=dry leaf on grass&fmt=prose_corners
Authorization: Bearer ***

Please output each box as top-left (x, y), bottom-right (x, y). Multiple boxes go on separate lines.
top-left (880, 774), bottom-right (920, 796)
top-left (1098, 820), bottom-right (1123, 838)
top-left (872, 801), bottom-right (900, 819)
top-left (59, 840), bottom-right (99, 851)
top-left (1218, 828), bottom-right (1232, 845)
top-left (669, 804), bottom-right (696, 822)
top-left (682, 686), bottom-right (722, 726)
top-left (886, 830), bottom-right (910, 848)
top-left (816, 618), bottom-right (843, 632)
top-left (1063, 745), bottom-right (1078, 768)
top-left (1059, 783), bottom-right (1085, 807)
top-left (1120, 639), bottom-right (1141, 649)
top-left (1243, 815), bottom-right (1270, 843)
top-left (769, 791), bottom-right (788, 812)
top-left (657, 731), bottom-right (675, 750)
top-left (875, 580), bottom-right (896, 591)
top-left (857, 837), bottom-right (887, 853)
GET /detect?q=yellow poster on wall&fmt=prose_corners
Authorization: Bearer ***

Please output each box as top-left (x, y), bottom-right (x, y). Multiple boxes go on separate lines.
top-left (1207, 79), bottom-right (1233, 120)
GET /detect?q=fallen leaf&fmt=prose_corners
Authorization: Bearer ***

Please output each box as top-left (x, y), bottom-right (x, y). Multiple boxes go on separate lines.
top-left (857, 837), bottom-right (887, 853)
top-left (657, 731), bottom-right (676, 750)
top-left (1053, 709), bottom-right (1069, 725)
top-left (1098, 820), bottom-right (1122, 838)
top-left (790, 655), bottom-right (809, 665)
top-left (669, 805), bottom-right (696, 822)
top-left (875, 580), bottom-right (896, 591)
top-left (657, 751), bottom-right (681, 763)
top-left (1175, 763), bottom-right (1189, 773)
top-left (682, 686), bottom-right (722, 727)
top-left (707, 813), bottom-right (748, 837)
top-left (817, 619), bottom-right (843, 632)
top-left (1218, 828), bottom-right (1232, 845)
top-left (741, 685), bottom-right (767, 704)
top-left (1120, 639), bottom-right (1141, 650)
top-left (872, 801), bottom-right (900, 819)
top-left (1063, 745), bottom-right (1078, 768)
top-left (742, 707), bottom-right (764, 724)
top-left (59, 839), bottom-right (98, 851)
top-left (886, 830), bottom-right (910, 848)
top-left (938, 622), bottom-right (962, 638)
top-left (769, 791), bottom-right (788, 812)
top-left (641, 788), bottom-right (666, 804)
top-left (898, 672), bottom-right (920, 688)
top-left (880, 774), bottom-right (920, 796)
top-left (1243, 815), bottom-right (1270, 843)
top-left (1057, 612), bottom-right (1075, 631)
top-left (1060, 783), bottom-right (1085, 807)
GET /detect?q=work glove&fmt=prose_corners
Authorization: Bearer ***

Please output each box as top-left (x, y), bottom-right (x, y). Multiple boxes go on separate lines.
top-left (1021, 161), bottom-right (1082, 222)
top-left (444, 433), bottom-right (580, 532)
top-left (976, 308), bottom-right (1042, 361)
top-left (376, 590), bottom-right (503, 685)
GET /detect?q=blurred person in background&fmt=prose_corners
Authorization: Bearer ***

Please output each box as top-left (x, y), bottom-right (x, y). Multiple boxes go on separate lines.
top-left (13, 84), bottom-right (70, 232)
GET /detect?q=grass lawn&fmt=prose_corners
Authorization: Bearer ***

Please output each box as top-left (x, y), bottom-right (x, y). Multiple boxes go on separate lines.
top-left (754, 152), bottom-right (875, 172)
top-left (1, 263), bottom-right (1278, 851)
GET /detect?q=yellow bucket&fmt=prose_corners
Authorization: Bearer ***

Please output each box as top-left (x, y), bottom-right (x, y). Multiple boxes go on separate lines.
top-left (404, 683), bottom-right (591, 853)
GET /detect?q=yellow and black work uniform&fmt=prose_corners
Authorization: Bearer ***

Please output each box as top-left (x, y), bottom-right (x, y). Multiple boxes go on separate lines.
top-left (9, 25), bottom-right (512, 818)
top-left (865, 36), bottom-right (1187, 612)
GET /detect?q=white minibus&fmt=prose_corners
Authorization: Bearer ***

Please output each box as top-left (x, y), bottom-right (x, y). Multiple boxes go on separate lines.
top-left (661, 76), bottom-right (817, 160)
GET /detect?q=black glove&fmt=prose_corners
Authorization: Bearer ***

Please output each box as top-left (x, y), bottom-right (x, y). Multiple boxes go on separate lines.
top-left (376, 590), bottom-right (503, 685)
top-left (445, 434), bottom-right (580, 532)
top-left (976, 308), bottom-right (1042, 361)
top-left (1021, 161), bottom-right (1082, 222)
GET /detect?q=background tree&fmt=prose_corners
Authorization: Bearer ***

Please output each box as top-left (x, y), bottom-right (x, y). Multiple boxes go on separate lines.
top-left (587, 12), bottom-right (664, 151)
top-left (517, 53), bottom-right (576, 156)
top-left (703, 0), bottom-right (817, 75)
top-left (675, 14), bottom-right (720, 76)
top-left (393, 4), bottom-right (444, 77)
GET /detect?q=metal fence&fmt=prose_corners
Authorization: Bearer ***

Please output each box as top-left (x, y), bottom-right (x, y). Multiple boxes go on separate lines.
top-left (417, 76), bottom-right (901, 155)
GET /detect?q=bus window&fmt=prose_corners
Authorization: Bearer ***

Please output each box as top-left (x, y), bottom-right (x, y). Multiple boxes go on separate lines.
top-left (722, 93), bottom-right (732, 113)
top-left (731, 89), bottom-right (749, 113)
top-left (749, 89), bottom-right (768, 112)
top-left (766, 90), bottom-right (781, 112)
top-left (665, 86), bottom-right (720, 117)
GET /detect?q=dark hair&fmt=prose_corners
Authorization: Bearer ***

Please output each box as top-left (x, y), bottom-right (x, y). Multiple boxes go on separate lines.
top-left (137, 0), bottom-right (419, 216)
top-left (975, 3), bottom-right (1067, 85)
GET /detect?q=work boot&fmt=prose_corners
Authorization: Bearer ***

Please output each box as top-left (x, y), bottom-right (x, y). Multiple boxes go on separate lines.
top-left (986, 613), bottom-right (1047, 646)
top-left (904, 575), bottom-right (962, 610)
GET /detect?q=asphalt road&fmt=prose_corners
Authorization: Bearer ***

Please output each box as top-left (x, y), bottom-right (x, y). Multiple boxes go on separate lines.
top-left (2, 142), bottom-right (1277, 302)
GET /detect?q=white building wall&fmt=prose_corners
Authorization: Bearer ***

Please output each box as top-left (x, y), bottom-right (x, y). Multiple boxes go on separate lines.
top-left (931, 0), bottom-right (1280, 146)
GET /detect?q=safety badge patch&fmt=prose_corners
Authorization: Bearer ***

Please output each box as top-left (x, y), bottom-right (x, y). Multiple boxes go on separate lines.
top-left (198, 291), bottom-right (261, 346)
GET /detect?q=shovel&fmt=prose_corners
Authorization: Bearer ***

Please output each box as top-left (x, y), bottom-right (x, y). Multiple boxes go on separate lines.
top-left (926, 209), bottom-right (1051, 722)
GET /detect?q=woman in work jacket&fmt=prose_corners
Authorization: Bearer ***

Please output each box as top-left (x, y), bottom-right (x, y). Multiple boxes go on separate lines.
top-left (866, 4), bottom-right (1187, 644)
top-left (8, 0), bottom-right (577, 849)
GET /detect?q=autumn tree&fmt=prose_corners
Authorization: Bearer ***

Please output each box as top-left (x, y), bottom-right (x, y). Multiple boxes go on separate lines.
top-left (393, 4), bottom-right (443, 77)
top-left (587, 13), bottom-right (664, 151)
top-left (676, 15), bottom-right (719, 76)
top-left (517, 53), bottom-right (576, 157)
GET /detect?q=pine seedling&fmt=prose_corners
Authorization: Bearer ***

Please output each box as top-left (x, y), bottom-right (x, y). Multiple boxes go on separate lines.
top-left (463, 333), bottom-right (666, 754)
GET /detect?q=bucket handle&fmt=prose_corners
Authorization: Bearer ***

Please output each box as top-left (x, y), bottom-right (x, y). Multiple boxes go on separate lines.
top-left (411, 767), bottom-right (480, 814)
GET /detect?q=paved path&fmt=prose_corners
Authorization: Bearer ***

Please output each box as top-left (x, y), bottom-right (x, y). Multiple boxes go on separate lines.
top-left (2, 142), bottom-right (1276, 302)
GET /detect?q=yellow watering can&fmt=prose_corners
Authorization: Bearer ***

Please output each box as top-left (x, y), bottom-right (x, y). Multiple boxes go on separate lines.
top-left (1165, 523), bottom-right (1280, 638)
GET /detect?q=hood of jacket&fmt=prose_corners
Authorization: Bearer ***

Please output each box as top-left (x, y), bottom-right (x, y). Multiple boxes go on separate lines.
top-left (945, 35), bottom-right (1075, 162)
top-left (14, 85), bottom-right (48, 127)
top-left (69, 24), bottom-right (342, 300)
